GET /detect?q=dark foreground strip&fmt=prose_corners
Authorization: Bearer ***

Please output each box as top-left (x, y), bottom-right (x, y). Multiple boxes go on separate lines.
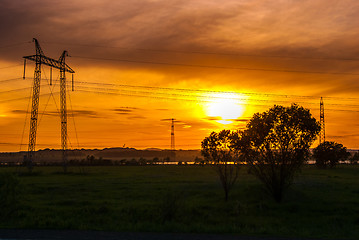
top-left (0, 229), bottom-right (330, 240)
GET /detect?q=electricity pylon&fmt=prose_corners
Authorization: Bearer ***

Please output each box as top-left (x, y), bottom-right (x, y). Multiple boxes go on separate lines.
top-left (23, 38), bottom-right (75, 172)
top-left (319, 97), bottom-right (325, 144)
top-left (170, 118), bottom-right (176, 162)
top-left (171, 118), bottom-right (175, 151)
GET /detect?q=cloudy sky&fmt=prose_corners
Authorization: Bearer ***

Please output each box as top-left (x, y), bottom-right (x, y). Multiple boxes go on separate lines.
top-left (1, 0), bottom-right (359, 151)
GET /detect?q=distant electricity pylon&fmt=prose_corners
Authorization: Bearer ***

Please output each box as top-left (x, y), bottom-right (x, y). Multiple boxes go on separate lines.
top-left (23, 38), bottom-right (75, 172)
top-left (171, 118), bottom-right (175, 151)
top-left (319, 97), bottom-right (325, 144)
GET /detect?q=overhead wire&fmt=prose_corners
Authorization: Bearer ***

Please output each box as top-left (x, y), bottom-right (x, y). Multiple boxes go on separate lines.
top-left (71, 55), bottom-right (359, 76)
top-left (0, 64), bottom-right (23, 70)
top-left (3, 76), bottom-right (359, 112)
top-left (19, 82), bottom-right (33, 152)
top-left (0, 87), bottom-right (34, 94)
top-left (0, 77), bottom-right (25, 84)
top-left (68, 91), bottom-right (80, 149)
top-left (0, 42), bottom-right (30, 49)
top-left (37, 66), bottom-right (60, 126)
top-left (0, 92), bottom-right (60, 103)
top-left (45, 41), bottom-right (359, 62)
top-left (72, 81), bottom-right (359, 109)
top-left (74, 86), bottom-right (359, 113)
top-left (54, 78), bottom-right (359, 102)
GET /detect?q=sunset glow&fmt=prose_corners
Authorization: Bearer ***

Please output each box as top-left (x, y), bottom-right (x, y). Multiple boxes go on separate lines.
top-left (205, 93), bottom-right (247, 125)
top-left (0, 0), bottom-right (359, 151)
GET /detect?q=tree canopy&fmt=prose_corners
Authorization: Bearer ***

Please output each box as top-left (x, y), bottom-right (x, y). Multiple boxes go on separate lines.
top-left (201, 129), bottom-right (241, 201)
top-left (233, 104), bottom-right (320, 202)
top-left (313, 141), bottom-right (350, 168)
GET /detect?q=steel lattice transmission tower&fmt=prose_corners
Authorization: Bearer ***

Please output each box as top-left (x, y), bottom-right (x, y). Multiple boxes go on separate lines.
top-left (23, 38), bottom-right (75, 172)
top-left (171, 118), bottom-right (175, 151)
top-left (319, 97), bottom-right (325, 144)
top-left (170, 118), bottom-right (176, 161)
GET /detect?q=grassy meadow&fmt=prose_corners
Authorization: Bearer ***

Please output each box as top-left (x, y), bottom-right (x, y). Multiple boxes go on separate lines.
top-left (0, 165), bottom-right (358, 239)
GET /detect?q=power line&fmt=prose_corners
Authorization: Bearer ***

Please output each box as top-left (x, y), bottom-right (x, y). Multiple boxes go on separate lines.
top-left (0, 86), bottom-right (39, 95)
top-left (19, 76), bottom-right (359, 102)
top-left (19, 86), bottom-right (33, 152)
top-left (3, 75), bottom-right (359, 111)
top-left (0, 42), bottom-right (30, 49)
top-left (0, 64), bottom-right (23, 69)
top-left (0, 92), bottom-right (60, 103)
top-left (0, 77), bottom-right (26, 84)
top-left (45, 41), bottom-right (359, 62)
top-left (72, 55), bottom-right (359, 76)
top-left (61, 78), bottom-right (359, 102)
top-left (7, 76), bottom-right (359, 105)
top-left (75, 89), bottom-right (359, 113)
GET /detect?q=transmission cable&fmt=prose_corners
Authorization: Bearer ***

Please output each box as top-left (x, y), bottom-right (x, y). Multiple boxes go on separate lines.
top-left (45, 41), bottom-right (359, 62)
top-left (0, 77), bottom-right (24, 84)
top-left (0, 64), bottom-right (23, 69)
top-left (19, 84), bottom-right (33, 152)
top-left (72, 55), bottom-right (359, 76)
top-left (68, 91), bottom-right (80, 149)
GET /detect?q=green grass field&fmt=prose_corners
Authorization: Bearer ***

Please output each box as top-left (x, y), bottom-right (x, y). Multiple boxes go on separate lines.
top-left (0, 165), bottom-right (358, 239)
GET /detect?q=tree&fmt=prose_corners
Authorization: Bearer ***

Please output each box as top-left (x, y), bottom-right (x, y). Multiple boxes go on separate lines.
top-left (201, 129), bottom-right (241, 201)
top-left (350, 152), bottom-right (359, 165)
top-left (233, 104), bottom-right (320, 202)
top-left (313, 141), bottom-right (350, 168)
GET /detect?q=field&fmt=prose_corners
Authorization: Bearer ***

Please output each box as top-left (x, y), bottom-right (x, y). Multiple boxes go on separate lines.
top-left (0, 165), bottom-right (358, 239)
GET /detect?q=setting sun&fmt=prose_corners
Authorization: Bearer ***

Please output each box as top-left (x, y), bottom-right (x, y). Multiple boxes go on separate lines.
top-left (205, 92), bottom-right (247, 125)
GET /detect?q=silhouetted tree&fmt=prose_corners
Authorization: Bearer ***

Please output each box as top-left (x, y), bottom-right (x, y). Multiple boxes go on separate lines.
top-left (313, 141), bottom-right (350, 168)
top-left (201, 129), bottom-right (241, 201)
top-left (350, 152), bottom-right (359, 165)
top-left (233, 104), bottom-right (320, 202)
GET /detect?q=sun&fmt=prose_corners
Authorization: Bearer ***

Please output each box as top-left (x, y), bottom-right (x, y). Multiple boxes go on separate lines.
top-left (205, 92), bottom-right (247, 125)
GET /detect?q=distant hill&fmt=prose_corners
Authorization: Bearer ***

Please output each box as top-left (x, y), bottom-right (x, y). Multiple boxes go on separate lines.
top-left (0, 147), bottom-right (202, 164)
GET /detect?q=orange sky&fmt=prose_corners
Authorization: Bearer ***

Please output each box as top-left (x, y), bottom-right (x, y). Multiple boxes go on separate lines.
top-left (1, 0), bottom-right (359, 152)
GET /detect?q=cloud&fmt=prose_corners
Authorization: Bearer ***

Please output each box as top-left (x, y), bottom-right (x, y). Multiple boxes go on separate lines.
top-left (127, 115), bottom-right (146, 120)
top-left (113, 108), bottom-right (133, 114)
top-left (204, 117), bottom-right (221, 121)
top-left (1, 0), bottom-right (359, 90)
top-left (112, 107), bottom-right (143, 116)
top-left (11, 109), bottom-right (99, 118)
top-left (233, 118), bottom-right (250, 123)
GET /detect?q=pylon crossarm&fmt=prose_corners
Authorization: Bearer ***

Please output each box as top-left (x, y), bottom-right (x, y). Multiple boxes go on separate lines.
top-left (23, 55), bottom-right (75, 73)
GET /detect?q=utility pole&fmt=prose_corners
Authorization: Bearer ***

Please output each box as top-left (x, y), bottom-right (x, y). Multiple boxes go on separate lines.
top-left (24, 39), bottom-right (43, 171)
top-left (171, 118), bottom-right (175, 151)
top-left (59, 51), bottom-right (68, 173)
top-left (23, 38), bottom-right (75, 172)
top-left (170, 118), bottom-right (176, 161)
top-left (319, 97), bottom-right (325, 144)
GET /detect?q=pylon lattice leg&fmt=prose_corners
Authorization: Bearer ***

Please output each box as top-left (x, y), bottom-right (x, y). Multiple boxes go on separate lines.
top-left (60, 69), bottom-right (67, 173)
top-left (27, 60), bottom-right (41, 171)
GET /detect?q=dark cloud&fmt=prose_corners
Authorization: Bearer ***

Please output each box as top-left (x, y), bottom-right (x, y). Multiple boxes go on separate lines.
top-left (1, 0), bottom-right (359, 91)
top-left (113, 108), bottom-right (133, 113)
top-left (204, 117), bottom-right (221, 121)
top-left (233, 118), bottom-right (250, 123)
top-left (127, 115), bottom-right (146, 120)
top-left (112, 107), bottom-right (142, 115)
top-left (11, 109), bottom-right (99, 118)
